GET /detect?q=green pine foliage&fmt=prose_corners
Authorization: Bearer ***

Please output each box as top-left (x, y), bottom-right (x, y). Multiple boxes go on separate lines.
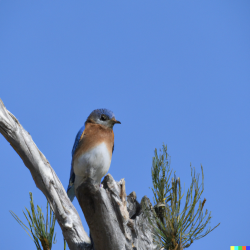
top-left (10, 192), bottom-right (57, 250)
top-left (150, 144), bottom-right (220, 249)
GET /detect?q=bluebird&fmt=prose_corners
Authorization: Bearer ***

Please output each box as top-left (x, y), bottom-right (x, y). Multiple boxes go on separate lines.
top-left (67, 109), bottom-right (121, 201)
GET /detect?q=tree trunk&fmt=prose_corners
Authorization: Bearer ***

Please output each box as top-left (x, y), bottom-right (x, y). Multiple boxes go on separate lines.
top-left (0, 99), bottom-right (157, 250)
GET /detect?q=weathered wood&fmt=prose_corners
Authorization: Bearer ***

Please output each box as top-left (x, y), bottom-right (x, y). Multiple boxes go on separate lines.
top-left (77, 174), bottom-right (157, 250)
top-left (0, 99), bottom-right (91, 250)
top-left (0, 99), bottom-right (157, 250)
top-left (77, 177), bottom-right (130, 250)
top-left (127, 191), bottom-right (141, 219)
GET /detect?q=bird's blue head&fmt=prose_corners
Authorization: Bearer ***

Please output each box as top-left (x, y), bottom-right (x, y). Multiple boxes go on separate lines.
top-left (86, 109), bottom-right (121, 128)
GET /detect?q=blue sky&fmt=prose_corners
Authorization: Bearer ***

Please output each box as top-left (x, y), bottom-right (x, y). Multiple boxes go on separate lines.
top-left (0, 1), bottom-right (249, 249)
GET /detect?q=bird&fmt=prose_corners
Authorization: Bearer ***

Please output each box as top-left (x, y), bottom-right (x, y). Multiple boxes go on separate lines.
top-left (67, 109), bottom-right (121, 201)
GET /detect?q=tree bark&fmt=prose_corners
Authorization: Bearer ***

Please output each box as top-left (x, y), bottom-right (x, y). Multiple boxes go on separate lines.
top-left (0, 99), bottom-right (157, 250)
top-left (76, 175), bottom-right (157, 250)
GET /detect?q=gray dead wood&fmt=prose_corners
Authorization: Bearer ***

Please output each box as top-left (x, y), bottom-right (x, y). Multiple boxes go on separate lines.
top-left (77, 174), bottom-right (157, 250)
top-left (0, 99), bottom-right (157, 250)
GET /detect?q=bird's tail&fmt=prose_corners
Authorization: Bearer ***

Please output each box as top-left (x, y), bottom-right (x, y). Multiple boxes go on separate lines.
top-left (67, 185), bottom-right (75, 202)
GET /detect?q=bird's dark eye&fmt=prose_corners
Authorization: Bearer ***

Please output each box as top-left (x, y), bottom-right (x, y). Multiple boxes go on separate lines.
top-left (100, 115), bottom-right (107, 121)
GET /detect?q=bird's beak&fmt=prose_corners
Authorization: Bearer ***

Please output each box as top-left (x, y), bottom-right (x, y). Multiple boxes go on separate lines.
top-left (112, 118), bottom-right (121, 124)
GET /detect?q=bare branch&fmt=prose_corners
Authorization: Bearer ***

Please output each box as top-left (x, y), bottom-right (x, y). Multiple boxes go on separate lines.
top-left (0, 99), bottom-right (91, 250)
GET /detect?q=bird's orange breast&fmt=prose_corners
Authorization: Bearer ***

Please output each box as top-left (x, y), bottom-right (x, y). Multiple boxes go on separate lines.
top-left (73, 123), bottom-right (114, 161)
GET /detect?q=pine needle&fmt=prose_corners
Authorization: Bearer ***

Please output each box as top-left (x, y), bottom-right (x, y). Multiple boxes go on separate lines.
top-left (10, 192), bottom-right (57, 250)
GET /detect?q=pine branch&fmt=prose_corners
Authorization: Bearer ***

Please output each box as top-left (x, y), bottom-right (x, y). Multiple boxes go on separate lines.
top-left (10, 192), bottom-right (56, 250)
top-left (149, 144), bottom-right (220, 249)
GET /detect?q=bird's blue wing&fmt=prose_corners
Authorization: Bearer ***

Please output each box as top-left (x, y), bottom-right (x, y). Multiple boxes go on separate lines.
top-left (67, 125), bottom-right (85, 201)
top-left (72, 125), bottom-right (85, 157)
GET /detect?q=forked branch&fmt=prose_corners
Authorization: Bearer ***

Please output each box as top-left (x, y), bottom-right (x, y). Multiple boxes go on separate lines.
top-left (0, 99), bottom-right (157, 250)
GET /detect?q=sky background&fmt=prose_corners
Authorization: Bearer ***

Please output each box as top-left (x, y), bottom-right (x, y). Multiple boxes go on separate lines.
top-left (0, 1), bottom-right (249, 249)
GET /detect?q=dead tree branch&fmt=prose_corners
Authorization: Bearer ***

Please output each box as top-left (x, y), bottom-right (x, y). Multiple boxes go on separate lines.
top-left (0, 99), bottom-right (91, 250)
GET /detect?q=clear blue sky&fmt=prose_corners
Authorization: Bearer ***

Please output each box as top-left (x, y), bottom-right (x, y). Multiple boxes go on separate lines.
top-left (0, 1), bottom-right (249, 249)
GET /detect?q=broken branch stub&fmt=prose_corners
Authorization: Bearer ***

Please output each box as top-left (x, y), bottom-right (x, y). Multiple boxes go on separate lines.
top-left (76, 174), bottom-right (157, 250)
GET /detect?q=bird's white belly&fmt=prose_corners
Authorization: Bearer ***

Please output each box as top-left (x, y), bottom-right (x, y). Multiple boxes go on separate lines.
top-left (73, 142), bottom-right (111, 188)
